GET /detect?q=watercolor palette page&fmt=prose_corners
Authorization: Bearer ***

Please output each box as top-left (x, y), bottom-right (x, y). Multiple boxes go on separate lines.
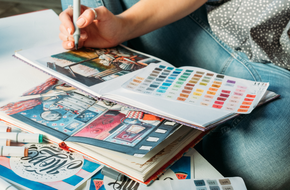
top-left (0, 78), bottom-right (183, 157)
top-left (122, 64), bottom-right (269, 114)
top-left (0, 143), bottom-right (102, 190)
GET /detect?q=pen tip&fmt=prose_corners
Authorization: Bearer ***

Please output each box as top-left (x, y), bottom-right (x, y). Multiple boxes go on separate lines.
top-left (75, 44), bottom-right (78, 50)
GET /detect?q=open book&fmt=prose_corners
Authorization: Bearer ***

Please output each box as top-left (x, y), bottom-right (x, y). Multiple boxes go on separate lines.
top-left (9, 42), bottom-right (279, 185)
top-left (13, 42), bottom-right (278, 131)
top-left (0, 77), bottom-right (191, 156)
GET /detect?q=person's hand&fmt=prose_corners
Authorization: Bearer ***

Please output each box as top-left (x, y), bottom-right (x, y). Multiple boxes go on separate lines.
top-left (59, 0), bottom-right (207, 50)
top-left (59, 6), bottom-right (125, 49)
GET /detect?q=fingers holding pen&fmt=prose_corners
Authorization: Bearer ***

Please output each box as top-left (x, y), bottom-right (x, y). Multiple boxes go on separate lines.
top-left (59, 7), bottom-right (74, 36)
top-left (76, 7), bottom-right (98, 28)
top-left (77, 30), bottom-right (89, 48)
top-left (59, 5), bottom-right (115, 49)
top-left (59, 5), bottom-right (89, 49)
top-left (59, 29), bottom-right (88, 50)
top-left (59, 34), bottom-right (74, 50)
top-left (59, 5), bottom-right (88, 35)
top-left (59, 7), bottom-right (75, 49)
top-left (76, 6), bottom-right (113, 28)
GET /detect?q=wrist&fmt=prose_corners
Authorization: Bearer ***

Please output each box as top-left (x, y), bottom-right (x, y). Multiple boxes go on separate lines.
top-left (115, 14), bottom-right (137, 44)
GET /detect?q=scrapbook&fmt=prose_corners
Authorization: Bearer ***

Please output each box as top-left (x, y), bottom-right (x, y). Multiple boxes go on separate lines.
top-left (13, 42), bottom-right (278, 131)
top-left (0, 79), bottom-right (205, 185)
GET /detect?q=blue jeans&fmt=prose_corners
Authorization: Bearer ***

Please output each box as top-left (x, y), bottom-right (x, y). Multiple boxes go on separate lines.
top-left (83, 1), bottom-right (290, 189)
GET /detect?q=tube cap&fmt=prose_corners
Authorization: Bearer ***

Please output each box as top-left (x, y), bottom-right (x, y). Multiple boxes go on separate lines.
top-left (39, 134), bottom-right (43, 143)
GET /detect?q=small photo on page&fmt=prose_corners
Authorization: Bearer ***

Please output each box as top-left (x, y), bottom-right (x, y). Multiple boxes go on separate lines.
top-left (37, 46), bottom-right (160, 86)
top-left (73, 106), bottom-right (164, 147)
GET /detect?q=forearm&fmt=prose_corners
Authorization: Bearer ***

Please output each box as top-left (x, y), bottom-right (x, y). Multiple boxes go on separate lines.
top-left (117, 0), bottom-right (207, 41)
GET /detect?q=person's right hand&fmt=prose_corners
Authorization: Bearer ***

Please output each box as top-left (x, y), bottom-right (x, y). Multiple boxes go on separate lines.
top-left (59, 0), bottom-right (207, 50)
top-left (59, 6), bottom-right (126, 50)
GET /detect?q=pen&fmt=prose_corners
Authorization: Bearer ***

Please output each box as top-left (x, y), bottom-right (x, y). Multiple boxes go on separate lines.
top-left (0, 126), bottom-right (11, 132)
top-left (101, 166), bottom-right (124, 181)
top-left (0, 139), bottom-right (11, 146)
top-left (0, 177), bottom-right (18, 190)
top-left (0, 146), bottom-right (28, 157)
top-left (73, 0), bottom-right (81, 49)
top-left (0, 132), bottom-right (43, 143)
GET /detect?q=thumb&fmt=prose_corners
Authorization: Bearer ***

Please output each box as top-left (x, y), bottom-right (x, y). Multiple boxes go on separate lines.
top-left (76, 6), bottom-right (110, 28)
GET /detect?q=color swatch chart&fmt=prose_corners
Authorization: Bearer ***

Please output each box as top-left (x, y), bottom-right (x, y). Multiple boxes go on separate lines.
top-left (181, 177), bottom-right (247, 190)
top-left (123, 65), bottom-right (269, 113)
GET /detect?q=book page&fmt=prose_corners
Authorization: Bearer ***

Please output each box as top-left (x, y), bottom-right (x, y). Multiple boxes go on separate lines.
top-left (0, 78), bottom-right (182, 157)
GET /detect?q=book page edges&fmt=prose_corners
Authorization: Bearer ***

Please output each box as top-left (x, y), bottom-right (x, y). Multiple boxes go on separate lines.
top-left (65, 125), bottom-right (191, 167)
top-left (0, 113), bottom-right (203, 184)
top-left (144, 130), bottom-right (207, 185)
top-left (64, 129), bottom-right (203, 183)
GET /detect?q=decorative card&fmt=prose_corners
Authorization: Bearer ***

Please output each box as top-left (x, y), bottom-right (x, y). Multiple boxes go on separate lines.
top-left (0, 143), bottom-right (102, 190)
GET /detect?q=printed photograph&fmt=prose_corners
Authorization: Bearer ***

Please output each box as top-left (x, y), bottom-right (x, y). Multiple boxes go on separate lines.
top-left (39, 46), bottom-right (160, 86)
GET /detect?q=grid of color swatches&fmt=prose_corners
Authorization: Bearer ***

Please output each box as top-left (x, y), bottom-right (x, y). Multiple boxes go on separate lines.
top-left (159, 177), bottom-right (247, 190)
top-left (123, 65), bottom-right (269, 114)
top-left (191, 178), bottom-right (247, 190)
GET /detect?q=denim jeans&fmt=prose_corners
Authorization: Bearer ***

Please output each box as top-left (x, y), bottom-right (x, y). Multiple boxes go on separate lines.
top-left (89, 0), bottom-right (290, 189)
